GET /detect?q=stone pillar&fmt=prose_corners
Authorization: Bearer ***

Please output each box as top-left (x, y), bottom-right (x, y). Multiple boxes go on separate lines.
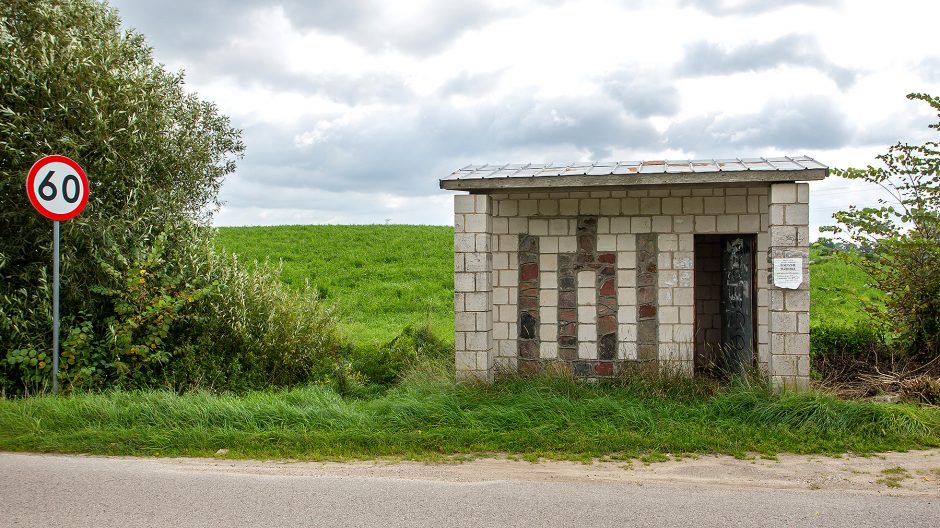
top-left (767, 183), bottom-right (810, 389)
top-left (453, 194), bottom-right (493, 381)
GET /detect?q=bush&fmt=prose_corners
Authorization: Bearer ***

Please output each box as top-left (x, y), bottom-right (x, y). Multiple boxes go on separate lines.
top-left (824, 93), bottom-right (940, 361)
top-left (0, 1), bottom-right (341, 394)
top-left (810, 325), bottom-right (887, 360)
top-left (352, 324), bottom-right (454, 385)
top-left (3, 226), bottom-right (342, 394)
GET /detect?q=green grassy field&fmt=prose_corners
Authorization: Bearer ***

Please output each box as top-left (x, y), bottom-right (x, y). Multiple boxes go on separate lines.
top-left (809, 249), bottom-right (883, 328)
top-left (216, 226), bottom-right (877, 346)
top-left (215, 225), bottom-right (454, 346)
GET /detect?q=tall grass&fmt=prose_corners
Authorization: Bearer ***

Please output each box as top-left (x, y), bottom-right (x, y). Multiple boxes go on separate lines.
top-left (2, 366), bottom-right (937, 460)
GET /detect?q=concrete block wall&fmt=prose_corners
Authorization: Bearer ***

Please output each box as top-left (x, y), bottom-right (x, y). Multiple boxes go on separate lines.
top-left (453, 194), bottom-right (493, 381)
top-left (767, 183), bottom-right (811, 389)
top-left (453, 183), bottom-right (808, 384)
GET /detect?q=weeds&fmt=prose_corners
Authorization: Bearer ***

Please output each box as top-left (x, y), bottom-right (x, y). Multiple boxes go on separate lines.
top-left (1, 366), bottom-right (938, 461)
top-left (876, 466), bottom-right (911, 488)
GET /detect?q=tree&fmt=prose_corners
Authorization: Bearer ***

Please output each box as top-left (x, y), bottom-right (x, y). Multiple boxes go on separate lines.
top-left (823, 93), bottom-right (940, 361)
top-left (1, 0), bottom-right (337, 393)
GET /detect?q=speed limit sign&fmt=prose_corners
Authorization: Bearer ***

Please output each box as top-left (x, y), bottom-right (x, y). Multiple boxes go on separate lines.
top-left (26, 155), bottom-right (89, 220)
top-left (26, 154), bottom-right (90, 395)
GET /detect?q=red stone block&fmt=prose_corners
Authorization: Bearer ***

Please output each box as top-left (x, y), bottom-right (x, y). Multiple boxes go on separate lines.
top-left (598, 253), bottom-right (616, 264)
top-left (595, 361), bottom-right (614, 376)
top-left (520, 262), bottom-right (539, 281)
top-left (600, 279), bottom-right (615, 296)
top-left (639, 304), bottom-right (657, 318)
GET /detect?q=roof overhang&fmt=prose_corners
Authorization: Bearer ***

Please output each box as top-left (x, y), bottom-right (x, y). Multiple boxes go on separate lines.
top-left (440, 167), bottom-right (828, 191)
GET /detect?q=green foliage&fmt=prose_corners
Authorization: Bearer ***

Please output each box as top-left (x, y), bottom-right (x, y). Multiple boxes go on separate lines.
top-left (352, 324), bottom-right (454, 385)
top-left (214, 225), bottom-right (455, 346)
top-left (0, 1), bottom-right (340, 394)
top-left (1, 373), bottom-right (938, 460)
top-left (823, 93), bottom-right (940, 361)
top-left (810, 325), bottom-right (886, 359)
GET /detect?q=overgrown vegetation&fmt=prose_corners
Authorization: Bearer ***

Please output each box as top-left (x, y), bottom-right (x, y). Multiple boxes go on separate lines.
top-left (823, 93), bottom-right (940, 362)
top-left (0, 368), bottom-right (937, 460)
top-left (0, 0), bottom-right (339, 394)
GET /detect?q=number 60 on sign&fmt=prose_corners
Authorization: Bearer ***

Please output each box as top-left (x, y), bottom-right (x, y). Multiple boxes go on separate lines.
top-left (26, 155), bottom-right (89, 220)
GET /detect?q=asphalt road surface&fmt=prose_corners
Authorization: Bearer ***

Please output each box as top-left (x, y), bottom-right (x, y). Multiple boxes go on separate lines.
top-left (1, 453), bottom-right (938, 527)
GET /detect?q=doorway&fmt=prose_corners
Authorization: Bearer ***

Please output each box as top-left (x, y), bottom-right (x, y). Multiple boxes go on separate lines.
top-left (694, 234), bottom-right (756, 376)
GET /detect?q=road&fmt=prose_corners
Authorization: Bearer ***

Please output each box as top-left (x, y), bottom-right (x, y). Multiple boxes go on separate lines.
top-left (1, 452), bottom-right (938, 527)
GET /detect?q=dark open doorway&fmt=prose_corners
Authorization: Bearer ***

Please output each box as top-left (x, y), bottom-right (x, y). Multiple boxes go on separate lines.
top-left (694, 234), bottom-right (756, 376)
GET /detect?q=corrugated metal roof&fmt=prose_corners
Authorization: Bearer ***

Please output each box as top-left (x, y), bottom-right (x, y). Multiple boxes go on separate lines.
top-left (443, 155), bottom-right (827, 181)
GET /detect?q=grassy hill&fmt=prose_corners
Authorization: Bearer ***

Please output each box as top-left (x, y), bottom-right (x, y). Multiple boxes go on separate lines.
top-left (215, 225), bottom-right (454, 346)
top-left (215, 225), bottom-right (878, 346)
top-left (808, 250), bottom-right (883, 329)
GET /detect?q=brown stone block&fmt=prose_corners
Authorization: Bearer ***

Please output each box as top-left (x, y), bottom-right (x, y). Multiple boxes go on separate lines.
top-left (520, 262), bottom-right (539, 281)
top-left (637, 286), bottom-right (656, 304)
top-left (595, 361), bottom-right (614, 376)
top-left (638, 304), bottom-right (657, 319)
top-left (519, 283), bottom-right (539, 296)
top-left (559, 291), bottom-right (577, 307)
top-left (597, 299), bottom-right (617, 316)
top-left (637, 321), bottom-right (657, 343)
top-left (598, 315), bottom-right (617, 334)
top-left (558, 347), bottom-right (578, 361)
top-left (518, 340), bottom-right (538, 359)
top-left (558, 322), bottom-right (576, 336)
top-left (598, 252), bottom-right (616, 264)
top-left (519, 296), bottom-right (538, 311)
top-left (559, 309), bottom-right (577, 323)
top-left (600, 279), bottom-right (615, 296)
top-left (558, 335), bottom-right (577, 348)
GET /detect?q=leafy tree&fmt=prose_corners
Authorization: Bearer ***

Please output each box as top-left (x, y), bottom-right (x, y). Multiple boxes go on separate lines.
top-left (1, 0), bottom-right (338, 393)
top-left (823, 93), bottom-right (940, 361)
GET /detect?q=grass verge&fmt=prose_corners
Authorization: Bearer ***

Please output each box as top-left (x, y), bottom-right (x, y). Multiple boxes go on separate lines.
top-left (2, 367), bottom-right (938, 461)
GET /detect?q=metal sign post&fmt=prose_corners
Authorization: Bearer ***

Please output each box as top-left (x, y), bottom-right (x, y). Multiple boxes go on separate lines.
top-left (26, 155), bottom-right (89, 395)
top-left (52, 220), bottom-right (60, 394)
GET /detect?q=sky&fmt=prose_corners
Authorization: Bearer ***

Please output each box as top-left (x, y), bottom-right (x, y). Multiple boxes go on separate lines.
top-left (107, 0), bottom-right (940, 238)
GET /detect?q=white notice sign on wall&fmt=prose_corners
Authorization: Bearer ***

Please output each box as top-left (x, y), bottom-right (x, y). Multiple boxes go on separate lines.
top-left (773, 258), bottom-right (803, 289)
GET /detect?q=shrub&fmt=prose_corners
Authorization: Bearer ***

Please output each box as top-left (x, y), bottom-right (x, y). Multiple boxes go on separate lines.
top-left (1, 2), bottom-right (342, 394)
top-left (352, 324), bottom-right (454, 385)
top-left (810, 325), bottom-right (887, 360)
top-left (4, 227), bottom-right (343, 394)
top-left (823, 93), bottom-right (940, 361)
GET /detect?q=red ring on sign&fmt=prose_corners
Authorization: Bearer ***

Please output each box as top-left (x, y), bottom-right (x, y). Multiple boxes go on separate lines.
top-left (26, 155), bottom-right (90, 221)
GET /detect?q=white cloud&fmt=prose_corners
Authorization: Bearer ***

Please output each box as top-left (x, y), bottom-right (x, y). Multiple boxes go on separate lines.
top-left (108, 0), bottom-right (940, 237)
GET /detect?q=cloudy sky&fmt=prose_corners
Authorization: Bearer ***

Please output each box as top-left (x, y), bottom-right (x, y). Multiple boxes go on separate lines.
top-left (108, 0), bottom-right (940, 237)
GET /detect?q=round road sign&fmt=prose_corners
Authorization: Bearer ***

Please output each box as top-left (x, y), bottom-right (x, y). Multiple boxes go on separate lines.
top-left (26, 155), bottom-right (89, 221)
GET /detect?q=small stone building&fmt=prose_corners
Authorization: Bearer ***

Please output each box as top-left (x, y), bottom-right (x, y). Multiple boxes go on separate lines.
top-left (440, 157), bottom-right (827, 389)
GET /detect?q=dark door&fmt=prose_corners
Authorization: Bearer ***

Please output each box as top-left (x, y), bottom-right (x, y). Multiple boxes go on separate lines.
top-left (720, 235), bottom-right (755, 376)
